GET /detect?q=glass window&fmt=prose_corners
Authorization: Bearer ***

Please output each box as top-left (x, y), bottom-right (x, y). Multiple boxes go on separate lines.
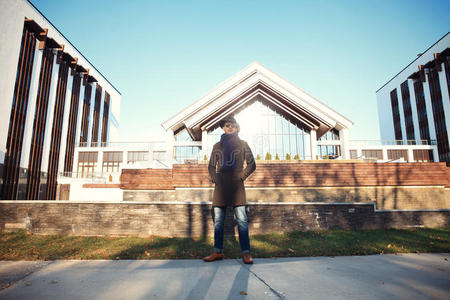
top-left (128, 151), bottom-right (149, 163)
top-left (413, 150), bottom-right (434, 162)
top-left (175, 128), bottom-right (193, 141)
top-left (102, 151), bottom-right (123, 174)
top-left (174, 146), bottom-right (200, 163)
top-left (362, 150), bottom-right (383, 160)
top-left (318, 128), bottom-right (340, 141)
top-left (317, 145), bottom-right (341, 159)
top-left (77, 152), bottom-right (98, 178)
top-left (387, 150), bottom-right (408, 161)
top-left (207, 100), bottom-right (312, 160)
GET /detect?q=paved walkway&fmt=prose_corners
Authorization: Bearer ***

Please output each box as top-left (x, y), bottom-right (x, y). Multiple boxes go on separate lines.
top-left (0, 253), bottom-right (449, 299)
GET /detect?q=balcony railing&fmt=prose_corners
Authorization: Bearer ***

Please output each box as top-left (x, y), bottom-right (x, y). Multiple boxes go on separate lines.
top-left (348, 139), bottom-right (436, 146)
top-left (77, 141), bottom-right (167, 148)
top-left (58, 172), bottom-right (107, 183)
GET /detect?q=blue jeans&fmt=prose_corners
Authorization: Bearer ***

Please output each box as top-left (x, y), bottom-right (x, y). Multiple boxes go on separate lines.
top-left (213, 206), bottom-right (250, 254)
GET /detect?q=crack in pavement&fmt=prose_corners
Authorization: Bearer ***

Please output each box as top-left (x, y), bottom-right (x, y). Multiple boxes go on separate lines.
top-left (236, 259), bottom-right (286, 299)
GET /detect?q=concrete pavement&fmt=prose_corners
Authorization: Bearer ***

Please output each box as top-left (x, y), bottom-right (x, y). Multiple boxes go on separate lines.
top-left (0, 253), bottom-right (449, 299)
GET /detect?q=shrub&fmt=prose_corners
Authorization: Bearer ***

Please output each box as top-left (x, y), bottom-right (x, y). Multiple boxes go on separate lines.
top-left (293, 154), bottom-right (299, 160)
top-left (203, 154), bottom-right (208, 161)
top-left (265, 152), bottom-right (272, 160)
top-left (256, 154), bottom-right (261, 160)
top-left (285, 153), bottom-right (291, 160)
top-left (275, 153), bottom-right (280, 160)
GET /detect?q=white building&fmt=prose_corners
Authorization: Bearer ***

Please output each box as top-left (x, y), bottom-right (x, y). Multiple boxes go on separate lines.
top-left (0, 0), bottom-right (121, 200)
top-left (67, 62), bottom-right (437, 202)
top-left (376, 32), bottom-right (450, 163)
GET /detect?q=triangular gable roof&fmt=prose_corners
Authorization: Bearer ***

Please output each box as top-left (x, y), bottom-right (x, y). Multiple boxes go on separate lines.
top-left (162, 62), bottom-right (353, 139)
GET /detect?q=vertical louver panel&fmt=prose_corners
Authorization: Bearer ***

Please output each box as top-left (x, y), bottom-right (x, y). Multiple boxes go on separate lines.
top-left (63, 74), bottom-right (82, 173)
top-left (413, 81), bottom-right (431, 141)
top-left (390, 89), bottom-right (403, 142)
top-left (46, 61), bottom-right (69, 200)
top-left (101, 91), bottom-right (110, 145)
top-left (91, 84), bottom-right (102, 147)
top-left (400, 80), bottom-right (415, 141)
top-left (26, 47), bottom-right (54, 200)
top-left (427, 69), bottom-right (450, 162)
top-left (2, 24), bottom-right (37, 200)
top-left (79, 84), bottom-right (92, 146)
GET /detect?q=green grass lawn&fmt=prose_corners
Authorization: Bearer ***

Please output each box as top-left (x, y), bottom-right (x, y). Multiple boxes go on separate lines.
top-left (1, 228), bottom-right (449, 260)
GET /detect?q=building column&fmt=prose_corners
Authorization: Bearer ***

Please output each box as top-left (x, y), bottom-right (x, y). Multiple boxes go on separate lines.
top-left (97, 87), bottom-right (105, 146)
top-left (97, 150), bottom-right (103, 178)
top-left (201, 130), bottom-right (209, 159)
top-left (20, 45), bottom-right (43, 171)
top-left (72, 148), bottom-right (79, 177)
top-left (338, 128), bottom-right (349, 159)
top-left (438, 64), bottom-right (450, 152)
top-left (74, 82), bottom-right (86, 148)
top-left (382, 148), bottom-right (388, 161)
top-left (86, 82), bottom-right (97, 144)
top-left (407, 149), bottom-right (414, 162)
top-left (422, 74), bottom-right (437, 142)
top-left (166, 130), bottom-right (175, 162)
top-left (394, 88), bottom-right (407, 142)
top-left (310, 130), bottom-right (317, 160)
top-left (407, 79), bottom-right (421, 142)
top-left (432, 147), bottom-right (439, 162)
top-left (58, 72), bottom-right (74, 173)
top-left (41, 50), bottom-right (59, 174)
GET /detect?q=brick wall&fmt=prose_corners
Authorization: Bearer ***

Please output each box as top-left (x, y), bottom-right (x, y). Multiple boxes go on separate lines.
top-left (121, 169), bottom-right (174, 190)
top-left (0, 201), bottom-right (448, 237)
top-left (122, 162), bottom-right (449, 189)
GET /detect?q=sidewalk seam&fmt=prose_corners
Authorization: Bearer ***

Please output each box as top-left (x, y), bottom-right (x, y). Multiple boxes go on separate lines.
top-left (236, 259), bottom-right (286, 299)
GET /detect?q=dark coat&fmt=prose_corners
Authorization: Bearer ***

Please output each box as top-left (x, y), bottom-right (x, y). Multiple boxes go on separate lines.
top-left (208, 139), bottom-right (256, 207)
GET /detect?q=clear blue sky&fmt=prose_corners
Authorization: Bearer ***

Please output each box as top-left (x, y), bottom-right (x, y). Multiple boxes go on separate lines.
top-left (30, 0), bottom-right (450, 141)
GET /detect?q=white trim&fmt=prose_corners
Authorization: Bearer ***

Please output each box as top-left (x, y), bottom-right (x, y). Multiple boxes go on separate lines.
top-left (162, 62), bottom-right (353, 132)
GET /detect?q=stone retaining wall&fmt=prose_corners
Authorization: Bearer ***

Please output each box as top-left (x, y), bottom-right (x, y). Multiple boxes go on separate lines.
top-left (0, 201), bottom-right (448, 237)
top-left (123, 186), bottom-right (450, 210)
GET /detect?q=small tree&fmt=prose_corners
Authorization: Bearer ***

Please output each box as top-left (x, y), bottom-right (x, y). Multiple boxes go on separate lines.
top-left (293, 154), bottom-right (299, 160)
top-left (275, 153), bottom-right (280, 160)
top-left (203, 154), bottom-right (208, 161)
top-left (265, 152), bottom-right (272, 160)
top-left (285, 153), bottom-right (291, 160)
top-left (256, 154), bottom-right (261, 160)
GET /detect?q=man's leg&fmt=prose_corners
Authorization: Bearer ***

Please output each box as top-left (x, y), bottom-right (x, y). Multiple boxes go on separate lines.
top-left (204, 206), bottom-right (226, 262)
top-left (213, 206), bottom-right (226, 253)
top-left (234, 206), bottom-right (250, 254)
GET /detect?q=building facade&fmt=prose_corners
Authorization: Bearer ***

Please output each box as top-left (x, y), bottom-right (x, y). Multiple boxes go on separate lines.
top-left (376, 32), bottom-right (450, 164)
top-left (0, 0), bottom-right (121, 200)
top-left (67, 62), bottom-right (436, 189)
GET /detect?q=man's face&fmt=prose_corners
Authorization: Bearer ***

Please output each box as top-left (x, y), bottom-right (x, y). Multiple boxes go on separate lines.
top-left (222, 122), bottom-right (237, 134)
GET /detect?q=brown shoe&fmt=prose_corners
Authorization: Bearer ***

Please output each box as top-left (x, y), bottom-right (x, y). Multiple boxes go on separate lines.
top-left (242, 253), bottom-right (253, 264)
top-left (203, 252), bottom-right (224, 262)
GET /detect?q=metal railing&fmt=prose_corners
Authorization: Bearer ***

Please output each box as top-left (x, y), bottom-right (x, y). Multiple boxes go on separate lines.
top-left (58, 172), bottom-right (107, 183)
top-left (348, 139), bottom-right (436, 146)
top-left (77, 141), bottom-right (168, 148)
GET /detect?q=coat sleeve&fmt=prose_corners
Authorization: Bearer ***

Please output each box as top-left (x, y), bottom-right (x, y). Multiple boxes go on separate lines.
top-left (241, 141), bottom-right (256, 181)
top-left (208, 145), bottom-right (220, 183)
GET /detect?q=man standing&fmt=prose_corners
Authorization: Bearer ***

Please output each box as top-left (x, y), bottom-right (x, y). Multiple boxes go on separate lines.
top-left (203, 115), bottom-right (256, 264)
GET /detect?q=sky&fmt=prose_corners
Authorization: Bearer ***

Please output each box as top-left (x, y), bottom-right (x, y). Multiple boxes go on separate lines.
top-left (30, 0), bottom-right (450, 141)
